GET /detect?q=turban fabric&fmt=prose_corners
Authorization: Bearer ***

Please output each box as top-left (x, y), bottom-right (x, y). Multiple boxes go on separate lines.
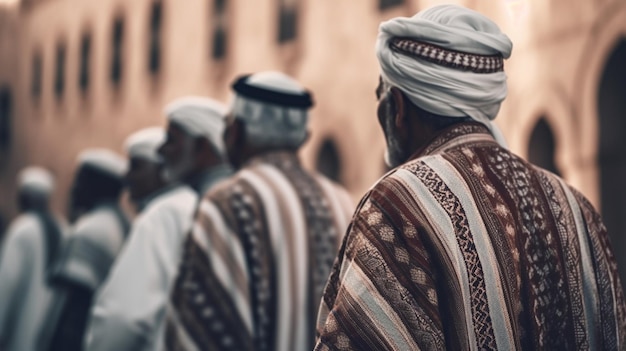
top-left (77, 148), bottom-right (127, 179)
top-left (230, 71), bottom-right (314, 148)
top-left (18, 166), bottom-right (55, 195)
top-left (165, 97), bottom-right (228, 154)
top-left (376, 4), bottom-right (513, 144)
top-left (124, 127), bottom-right (165, 164)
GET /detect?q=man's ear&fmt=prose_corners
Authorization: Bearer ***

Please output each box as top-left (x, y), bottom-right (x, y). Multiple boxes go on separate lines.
top-left (389, 87), bottom-right (406, 129)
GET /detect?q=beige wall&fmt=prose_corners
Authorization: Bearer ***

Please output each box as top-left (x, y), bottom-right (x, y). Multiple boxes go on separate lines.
top-left (0, 0), bottom-right (625, 220)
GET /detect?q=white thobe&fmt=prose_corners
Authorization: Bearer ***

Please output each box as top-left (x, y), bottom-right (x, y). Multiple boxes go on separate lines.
top-left (85, 185), bottom-right (197, 351)
top-left (0, 214), bottom-right (59, 351)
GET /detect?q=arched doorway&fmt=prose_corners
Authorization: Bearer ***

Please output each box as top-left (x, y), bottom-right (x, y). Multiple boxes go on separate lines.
top-left (598, 38), bottom-right (626, 286)
top-left (315, 138), bottom-right (342, 184)
top-left (527, 117), bottom-right (560, 176)
top-left (0, 87), bottom-right (11, 151)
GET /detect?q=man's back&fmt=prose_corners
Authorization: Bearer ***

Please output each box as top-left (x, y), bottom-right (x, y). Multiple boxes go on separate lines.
top-left (166, 151), bottom-right (353, 351)
top-left (0, 213), bottom-right (58, 351)
top-left (46, 204), bottom-right (129, 351)
top-left (316, 123), bottom-right (626, 350)
top-left (86, 185), bottom-right (197, 351)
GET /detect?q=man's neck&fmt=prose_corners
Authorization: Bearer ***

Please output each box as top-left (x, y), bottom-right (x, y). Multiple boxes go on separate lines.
top-left (184, 162), bottom-right (233, 195)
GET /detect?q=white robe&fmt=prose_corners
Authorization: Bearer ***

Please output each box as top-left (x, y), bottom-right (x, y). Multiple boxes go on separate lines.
top-left (85, 185), bottom-right (197, 351)
top-left (0, 214), bottom-right (60, 351)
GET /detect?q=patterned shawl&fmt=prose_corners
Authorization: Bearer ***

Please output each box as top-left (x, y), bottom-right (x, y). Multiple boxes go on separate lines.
top-left (316, 122), bottom-right (626, 350)
top-left (165, 151), bottom-right (353, 351)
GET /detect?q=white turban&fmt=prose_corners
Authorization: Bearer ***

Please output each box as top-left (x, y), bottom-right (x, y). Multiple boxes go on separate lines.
top-left (77, 148), bottom-right (127, 179)
top-left (164, 97), bottom-right (227, 154)
top-left (124, 127), bottom-right (165, 163)
top-left (376, 4), bottom-right (513, 144)
top-left (18, 166), bottom-right (54, 195)
top-left (230, 71), bottom-right (313, 148)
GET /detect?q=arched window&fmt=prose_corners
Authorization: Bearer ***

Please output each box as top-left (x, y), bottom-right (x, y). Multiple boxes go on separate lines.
top-left (211, 0), bottom-right (228, 59)
top-left (277, 0), bottom-right (298, 43)
top-left (148, 1), bottom-right (162, 74)
top-left (0, 87), bottom-right (11, 149)
top-left (598, 38), bottom-right (626, 288)
top-left (31, 51), bottom-right (42, 100)
top-left (110, 15), bottom-right (125, 86)
top-left (316, 138), bottom-right (343, 184)
top-left (527, 117), bottom-right (560, 175)
top-left (54, 41), bottom-right (66, 99)
top-left (79, 32), bottom-right (91, 93)
top-left (379, 0), bottom-right (404, 10)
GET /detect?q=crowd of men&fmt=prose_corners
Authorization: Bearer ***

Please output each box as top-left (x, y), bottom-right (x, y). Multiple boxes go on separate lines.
top-left (1, 5), bottom-right (625, 351)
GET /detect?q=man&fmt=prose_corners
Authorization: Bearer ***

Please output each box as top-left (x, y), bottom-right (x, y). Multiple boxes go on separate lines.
top-left (123, 127), bottom-right (170, 213)
top-left (315, 5), bottom-right (626, 351)
top-left (45, 148), bottom-right (130, 351)
top-left (158, 96), bottom-right (233, 196)
top-left (164, 72), bottom-right (354, 351)
top-left (0, 167), bottom-right (64, 351)
top-left (85, 106), bottom-right (225, 350)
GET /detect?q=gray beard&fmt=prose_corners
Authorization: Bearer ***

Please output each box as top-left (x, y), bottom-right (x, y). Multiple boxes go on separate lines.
top-left (383, 118), bottom-right (407, 169)
top-left (162, 155), bottom-right (192, 183)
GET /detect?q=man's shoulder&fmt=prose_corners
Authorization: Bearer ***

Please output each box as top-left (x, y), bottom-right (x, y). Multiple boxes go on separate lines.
top-left (4, 213), bottom-right (42, 242)
top-left (73, 205), bottom-right (124, 237)
top-left (147, 185), bottom-right (198, 212)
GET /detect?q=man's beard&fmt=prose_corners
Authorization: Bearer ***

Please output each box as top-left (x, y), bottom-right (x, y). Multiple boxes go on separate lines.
top-left (162, 140), bottom-right (194, 183)
top-left (383, 116), bottom-right (408, 169)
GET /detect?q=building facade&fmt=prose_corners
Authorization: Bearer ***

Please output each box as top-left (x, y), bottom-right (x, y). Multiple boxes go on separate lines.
top-left (1, 0), bottom-right (625, 274)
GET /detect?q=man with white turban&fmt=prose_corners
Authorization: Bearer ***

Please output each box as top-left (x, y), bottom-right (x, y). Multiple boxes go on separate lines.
top-left (315, 5), bottom-right (626, 350)
top-left (84, 127), bottom-right (197, 351)
top-left (44, 149), bottom-right (130, 351)
top-left (123, 127), bottom-right (170, 213)
top-left (0, 166), bottom-right (65, 351)
top-left (158, 96), bottom-right (233, 196)
top-left (164, 71), bottom-right (354, 351)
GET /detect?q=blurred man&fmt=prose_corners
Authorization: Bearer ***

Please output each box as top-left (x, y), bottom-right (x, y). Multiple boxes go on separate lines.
top-left (315, 5), bottom-right (626, 350)
top-left (85, 113), bottom-right (222, 350)
top-left (158, 97), bottom-right (233, 196)
top-left (165, 72), bottom-right (354, 351)
top-left (45, 149), bottom-right (129, 351)
top-left (124, 127), bottom-right (170, 213)
top-left (0, 167), bottom-right (63, 351)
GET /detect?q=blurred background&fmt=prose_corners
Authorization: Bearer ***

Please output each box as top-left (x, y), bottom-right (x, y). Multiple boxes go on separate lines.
top-left (0, 0), bottom-right (624, 268)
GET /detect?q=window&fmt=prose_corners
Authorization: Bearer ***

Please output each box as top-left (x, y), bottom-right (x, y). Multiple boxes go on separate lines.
top-left (79, 33), bottom-right (91, 92)
top-left (111, 16), bottom-right (125, 86)
top-left (54, 42), bottom-right (66, 99)
top-left (0, 88), bottom-right (11, 149)
top-left (211, 0), bottom-right (228, 59)
top-left (379, 0), bottom-right (404, 10)
top-left (277, 0), bottom-right (298, 43)
top-left (31, 52), bottom-right (42, 99)
top-left (148, 1), bottom-right (162, 74)
top-left (316, 138), bottom-right (343, 183)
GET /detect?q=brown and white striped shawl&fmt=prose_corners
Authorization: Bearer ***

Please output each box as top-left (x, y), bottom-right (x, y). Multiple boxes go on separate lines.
top-left (315, 122), bottom-right (626, 351)
top-left (165, 151), bottom-right (353, 351)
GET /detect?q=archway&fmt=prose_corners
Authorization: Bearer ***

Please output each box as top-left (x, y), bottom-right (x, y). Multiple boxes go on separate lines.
top-left (527, 117), bottom-right (560, 176)
top-left (598, 39), bottom-right (626, 285)
top-left (315, 138), bottom-right (342, 184)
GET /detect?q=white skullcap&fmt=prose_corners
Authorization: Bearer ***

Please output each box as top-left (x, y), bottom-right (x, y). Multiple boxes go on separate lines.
top-left (164, 96), bottom-right (227, 154)
top-left (124, 127), bottom-right (165, 163)
top-left (77, 148), bottom-right (127, 179)
top-left (230, 71), bottom-right (314, 148)
top-left (18, 166), bottom-right (54, 195)
top-left (376, 4), bottom-right (513, 144)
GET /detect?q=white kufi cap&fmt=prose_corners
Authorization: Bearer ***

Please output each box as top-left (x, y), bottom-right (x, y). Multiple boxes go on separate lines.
top-left (124, 127), bottom-right (165, 163)
top-left (164, 97), bottom-right (228, 154)
top-left (18, 166), bottom-right (54, 195)
top-left (77, 148), bottom-right (127, 179)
